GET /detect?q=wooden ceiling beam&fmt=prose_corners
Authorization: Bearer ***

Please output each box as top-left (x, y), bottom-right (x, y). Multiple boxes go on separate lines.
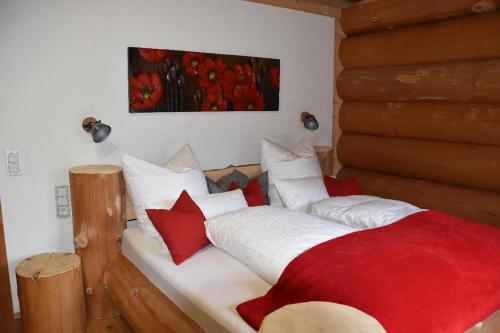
top-left (246, 0), bottom-right (341, 17)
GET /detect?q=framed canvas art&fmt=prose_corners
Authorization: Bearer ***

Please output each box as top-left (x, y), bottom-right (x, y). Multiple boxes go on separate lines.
top-left (128, 47), bottom-right (280, 113)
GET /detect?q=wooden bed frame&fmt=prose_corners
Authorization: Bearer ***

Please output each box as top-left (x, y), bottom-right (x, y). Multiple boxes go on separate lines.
top-left (104, 164), bottom-right (261, 333)
top-left (101, 162), bottom-right (500, 333)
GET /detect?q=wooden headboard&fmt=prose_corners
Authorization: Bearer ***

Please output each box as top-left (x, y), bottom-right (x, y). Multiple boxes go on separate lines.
top-left (125, 164), bottom-right (262, 221)
top-left (334, 1), bottom-right (500, 227)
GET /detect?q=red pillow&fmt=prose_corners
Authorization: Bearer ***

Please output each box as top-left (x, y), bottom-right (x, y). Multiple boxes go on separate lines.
top-left (146, 190), bottom-right (208, 265)
top-left (323, 175), bottom-right (363, 197)
top-left (229, 178), bottom-right (266, 207)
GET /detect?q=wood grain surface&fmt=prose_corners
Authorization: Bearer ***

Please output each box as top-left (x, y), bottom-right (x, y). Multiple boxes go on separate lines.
top-left (341, 0), bottom-right (500, 35)
top-left (339, 102), bottom-right (500, 145)
top-left (70, 166), bottom-right (125, 319)
top-left (340, 11), bottom-right (500, 69)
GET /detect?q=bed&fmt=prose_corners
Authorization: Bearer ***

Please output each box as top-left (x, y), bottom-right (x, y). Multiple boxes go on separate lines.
top-left (103, 163), bottom-right (499, 333)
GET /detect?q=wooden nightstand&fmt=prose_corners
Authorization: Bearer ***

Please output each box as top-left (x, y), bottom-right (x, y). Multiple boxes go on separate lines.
top-left (16, 253), bottom-right (86, 333)
top-left (69, 165), bottom-right (125, 319)
top-left (315, 146), bottom-right (334, 176)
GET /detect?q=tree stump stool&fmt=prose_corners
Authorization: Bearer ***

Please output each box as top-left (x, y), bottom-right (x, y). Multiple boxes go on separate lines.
top-left (16, 252), bottom-right (86, 333)
top-left (69, 165), bottom-right (124, 319)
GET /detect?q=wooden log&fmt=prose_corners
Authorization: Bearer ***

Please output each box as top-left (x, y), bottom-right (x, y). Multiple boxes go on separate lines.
top-left (0, 201), bottom-right (14, 324)
top-left (333, 19), bottom-right (346, 175)
top-left (337, 59), bottom-right (500, 102)
top-left (315, 146), bottom-right (334, 176)
top-left (338, 167), bottom-right (500, 227)
top-left (341, 0), bottom-right (500, 35)
top-left (69, 165), bottom-right (125, 319)
top-left (103, 253), bottom-right (204, 333)
top-left (340, 11), bottom-right (500, 69)
top-left (337, 134), bottom-right (500, 192)
top-left (16, 253), bottom-right (86, 333)
top-left (245, 0), bottom-right (340, 17)
top-left (340, 102), bottom-right (500, 145)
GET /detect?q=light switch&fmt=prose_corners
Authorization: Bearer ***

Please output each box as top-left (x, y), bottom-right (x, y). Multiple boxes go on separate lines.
top-left (56, 186), bottom-right (67, 197)
top-left (55, 185), bottom-right (71, 218)
top-left (5, 151), bottom-right (22, 176)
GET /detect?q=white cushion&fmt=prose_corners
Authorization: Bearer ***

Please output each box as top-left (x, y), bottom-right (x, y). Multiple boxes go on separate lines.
top-left (122, 148), bottom-right (208, 244)
top-left (261, 137), bottom-right (322, 206)
top-left (146, 190), bottom-right (248, 220)
top-left (193, 189), bottom-right (248, 219)
top-left (310, 195), bottom-right (424, 229)
top-left (274, 177), bottom-right (329, 211)
top-left (166, 144), bottom-right (202, 172)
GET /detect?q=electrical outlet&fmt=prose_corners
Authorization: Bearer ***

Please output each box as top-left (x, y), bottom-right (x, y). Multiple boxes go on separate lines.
top-left (55, 185), bottom-right (71, 218)
top-left (5, 151), bottom-right (22, 176)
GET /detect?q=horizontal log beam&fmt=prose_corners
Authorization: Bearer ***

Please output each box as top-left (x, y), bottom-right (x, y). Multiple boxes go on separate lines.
top-left (339, 102), bottom-right (500, 145)
top-left (337, 134), bottom-right (500, 192)
top-left (104, 254), bottom-right (204, 333)
top-left (337, 59), bottom-right (500, 102)
top-left (245, 0), bottom-right (341, 17)
top-left (340, 11), bottom-right (500, 69)
top-left (341, 0), bottom-right (500, 35)
top-left (338, 167), bottom-right (500, 227)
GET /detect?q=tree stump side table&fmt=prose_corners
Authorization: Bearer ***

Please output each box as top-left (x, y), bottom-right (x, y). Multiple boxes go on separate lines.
top-left (16, 252), bottom-right (86, 333)
top-left (69, 165), bottom-right (124, 319)
top-left (314, 146), bottom-right (334, 176)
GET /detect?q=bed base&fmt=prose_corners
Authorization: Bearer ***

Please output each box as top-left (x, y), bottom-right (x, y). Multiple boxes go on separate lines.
top-left (103, 253), bottom-right (204, 333)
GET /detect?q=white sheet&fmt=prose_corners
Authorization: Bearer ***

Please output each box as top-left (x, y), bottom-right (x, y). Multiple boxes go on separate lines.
top-left (310, 195), bottom-right (424, 229)
top-left (122, 227), bottom-right (269, 333)
top-left (205, 206), bottom-right (358, 284)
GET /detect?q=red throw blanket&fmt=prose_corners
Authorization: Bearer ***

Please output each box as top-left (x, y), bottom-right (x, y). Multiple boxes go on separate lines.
top-left (237, 211), bottom-right (500, 332)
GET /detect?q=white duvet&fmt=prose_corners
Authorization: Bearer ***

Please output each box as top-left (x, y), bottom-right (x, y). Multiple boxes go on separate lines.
top-left (310, 195), bottom-right (424, 229)
top-left (205, 206), bottom-right (357, 284)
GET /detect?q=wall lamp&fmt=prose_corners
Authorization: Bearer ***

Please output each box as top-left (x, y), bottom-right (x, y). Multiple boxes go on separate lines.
top-left (82, 117), bottom-right (112, 143)
top-left (301, 112), bottom-right (319, 130)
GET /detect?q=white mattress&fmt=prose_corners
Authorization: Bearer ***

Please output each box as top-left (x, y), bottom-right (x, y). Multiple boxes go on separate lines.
top-left (122, 227), bottom-right (270, 333)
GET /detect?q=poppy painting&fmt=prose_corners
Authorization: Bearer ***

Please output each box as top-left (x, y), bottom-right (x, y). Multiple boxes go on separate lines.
top-left (128, 47), bottom-right (280, 112)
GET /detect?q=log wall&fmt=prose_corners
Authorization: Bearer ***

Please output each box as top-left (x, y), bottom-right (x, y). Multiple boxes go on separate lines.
top-left (336, 0), bottom-right (500, 226)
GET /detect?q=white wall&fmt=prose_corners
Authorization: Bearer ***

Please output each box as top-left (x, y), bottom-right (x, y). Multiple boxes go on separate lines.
top-left (0, 0), bottom-right (334, 311)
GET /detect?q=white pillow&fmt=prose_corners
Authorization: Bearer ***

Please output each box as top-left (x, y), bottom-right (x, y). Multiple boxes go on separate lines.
top-left (122, 147), bottom-right (208, 243)
top-left (166, 144), bottom-right (202, 172)
top-left (146, 189), bottom-right (247, 220)
top-left (274, 177), bottom-right (329, 211)
top-left (261, 137), bottom-right (322, 206)
top-left (193, 189), bottom-right (248, 219)
top-left (310, 195), bottom-right (424, 229)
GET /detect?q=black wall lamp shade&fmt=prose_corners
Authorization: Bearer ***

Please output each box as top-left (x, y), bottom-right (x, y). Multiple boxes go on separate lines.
top-left (301, 112), bottom-right (319, 130)
top-left (82, 117), bottom-right (112, 143)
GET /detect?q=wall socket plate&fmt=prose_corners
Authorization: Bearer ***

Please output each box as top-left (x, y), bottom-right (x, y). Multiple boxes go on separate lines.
top-left (55, 185), bottom-right (71, 218)
top-left (5, 151), bottom-right (22, 176)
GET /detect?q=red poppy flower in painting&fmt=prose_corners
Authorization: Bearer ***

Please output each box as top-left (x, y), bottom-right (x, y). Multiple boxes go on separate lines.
top-left (182, 52), bottom-right (205, 77)
top-left (222, 64), bottom-right (256, 101)
top-left (270, 66), bottom-right (280, 88)
top-left (233, 85), bottom-right (265, 111)
top-left (198, 58), bottom-right (226, 94)
top-left (129, 72), bottom-right (163, 110)
top-left (201, 92), bottom-right (228, 112)
top-left (138, 48), bottom-right (169, 64)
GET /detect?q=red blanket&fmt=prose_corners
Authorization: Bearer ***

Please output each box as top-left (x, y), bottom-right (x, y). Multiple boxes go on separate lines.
top-left (237, 211), bottom-right (500, 332)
